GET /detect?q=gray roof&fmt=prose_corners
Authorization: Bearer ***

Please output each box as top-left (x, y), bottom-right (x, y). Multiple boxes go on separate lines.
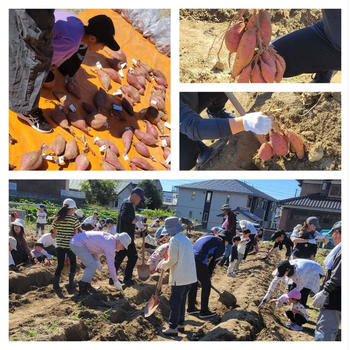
top-left (233, 207), bottom-right (263, 222)
top-left (278, 193), bottom-right (341, 211)
top-left (177, 180), bottom-right (275, 201)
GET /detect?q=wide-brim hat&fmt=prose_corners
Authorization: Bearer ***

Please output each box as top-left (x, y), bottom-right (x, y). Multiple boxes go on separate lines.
top-left (11, 218), bottom-right (24, 228)
top-left (221, 204), bottom-right (231, 210)
top-left (161, 216), bottom-right (184, 236)
top-left (116, 232), bottom-right (132, 249)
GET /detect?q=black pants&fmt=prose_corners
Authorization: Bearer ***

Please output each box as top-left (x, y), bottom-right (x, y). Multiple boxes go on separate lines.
top-left (45, 245), bottom-right (57, 257)
top-left (188, 261), bottom-right (211, 312)
top-left (55, 247), bottom-right (76, 277)
top-left (114, 241), bottom-right (138, 281)
top-left (272, 22), bottom-right (340, 78)
top-left (58, 44), bottom-right (88, 77)
top-left (289, 283), bottom-right (311, 307)
top-left (286, 310), bottom-right (307, 326)
top-left (9, 10), bottom-right (54, 114)
top-left (180, 92), bottom-right (229, 170)
top-left (11, 249), bottom-right (29, 266)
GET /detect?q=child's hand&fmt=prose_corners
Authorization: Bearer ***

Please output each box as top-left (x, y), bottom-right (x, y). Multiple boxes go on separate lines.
top-left (34, 258), bottom-right (39, 264)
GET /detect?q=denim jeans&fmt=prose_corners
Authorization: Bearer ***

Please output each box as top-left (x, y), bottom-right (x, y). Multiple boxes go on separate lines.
top-left (169, 284), bottom-right (192, 329)
top-left (69, 244), bottom-right (97, 283)
top-left (315, 308), bottom-right (341, 341)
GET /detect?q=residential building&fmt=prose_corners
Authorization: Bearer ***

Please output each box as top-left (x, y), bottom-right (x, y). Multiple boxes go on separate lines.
top-left (278, 180), bottom-right (341, 231)
top-left (176, 180), bottom-right (276, 229)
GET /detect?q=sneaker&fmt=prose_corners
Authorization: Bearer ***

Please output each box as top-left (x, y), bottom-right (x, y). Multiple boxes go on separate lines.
top-left (207, 108), bottom-right (235, 119)
top-left (187, 307), bottom-right (200, 315)
top-left (109, 278), bottom-right (114, 286)
top-left (178, 324), bottom-right (185, 332)
top-left (161, 327), bottom-right (178, 336)
top-left (227, 272), bottom-right (236, 278)
top-left (17, 108), bottom-right (52, 133)
top-left (310, 71), bottom-right (335, 83)
top-left (286, 322), bottom-right (295, 329)
top-left (198, 310), bottom-right (217, 319)
top-left (290, 324), bottom-right (303, 331)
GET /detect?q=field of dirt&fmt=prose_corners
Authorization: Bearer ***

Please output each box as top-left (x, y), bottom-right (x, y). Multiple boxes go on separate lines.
top-left (195, 92), bottom-right (341, 170)
top-left (9, 229), bottom-right (333, 342)
top-left (180, 9), bottom-right (341, 83)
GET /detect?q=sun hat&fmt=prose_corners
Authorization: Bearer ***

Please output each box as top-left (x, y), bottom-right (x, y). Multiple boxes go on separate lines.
top-left (11, 218), bottom-right (24, 228)
top-left (221, 204), bottom-right (231, 210)
top-left (287, 288), bottom-right (301, 300)
top-left (116, 232), bottom-right (132, 249)
top-left (63, 198), bottom-right (77, 209)
top-left (161, 217), bottom-right (184, 236)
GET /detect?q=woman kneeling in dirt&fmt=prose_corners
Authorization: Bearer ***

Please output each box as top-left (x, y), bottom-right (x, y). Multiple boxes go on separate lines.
top-left (70, 231), bottom-right (131, 295)
top-left (52, 199), bottom-right (81, 293)
top-left (9, 218), bottom-right (32, 267)
top-left (261, 259), bottom-right (325, 307)
top-left (157, 217), bottom-right (197, 336)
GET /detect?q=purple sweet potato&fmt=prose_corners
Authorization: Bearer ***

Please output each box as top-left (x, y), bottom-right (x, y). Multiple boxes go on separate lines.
top-left (63, 138), bottom-right (79, 161)
top-left (120, 85), bottom-right (140, 104)
top-left (97, 69), bottom-right (111, 91)
top-left (82, 102), bottom-right (97, 115)
top-left (65, 76), bottom-right (81, 99)
top-left (134, 141), bottom-right (155, 161)
top-left (145, 120), bottom-right (158, 139)
top-left (102, 67), bottom-right (121, 84)
top-left (86, 113), bottom-right (108, 130)
top-left (19, 145), bottom-right (43, 170)
top-left (122, 127), bottom-right (133, 159)
top-left (152, 69), bottom-right (168, 88)
top-left (75, 153), bottom-right (90, 170)
top-left (134, 129), bottom-right (158, 146)
top-left (51, 134), bottom-right (66, 156)
top-left (94, 138), bottom-right (120, 156)
top-left (94, 88), bottom-right (107, 112)
top-left (130, 157), bottom-right (154, 170)
top-left (67, 111), bottom-right (90, 133)
top-left (104, 147), bottom-right (125, 170)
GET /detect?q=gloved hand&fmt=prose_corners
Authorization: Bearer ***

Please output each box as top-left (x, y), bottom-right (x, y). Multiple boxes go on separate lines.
top-left (156, 259), bottom-right (164, 271)
top-left (312, 290), bottom-right (329, 308)
top-left (97, 261), bottom-right (103, 271)
top-left (114, 279), bottom-right (123, 291)
top-left (262, 292), bottom-right (271, 304)
top-left (242, 112), bottom-right (272, 135)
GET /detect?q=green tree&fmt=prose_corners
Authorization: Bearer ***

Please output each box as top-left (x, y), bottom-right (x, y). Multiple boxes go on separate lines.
top-left (138, 180), bottom-right (162, 209)
top-left (80, 180), bottom-right (119, 206)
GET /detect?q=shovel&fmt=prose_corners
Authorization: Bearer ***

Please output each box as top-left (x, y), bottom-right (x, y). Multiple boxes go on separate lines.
top-left (137, 231), bottom-right (150, 281)
top-left (211, 284), bottom-right (237, 307)
top-left (144, 269), bottom-right (165, 317)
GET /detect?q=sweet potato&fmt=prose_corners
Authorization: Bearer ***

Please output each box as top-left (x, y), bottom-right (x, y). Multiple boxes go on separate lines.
top-left (274, 52), bottom-right (286, 72)
top-left (82, 102), bottom-right (97, 115)
top-left (86, 113), bottom-right (108, 130)
top-left (120, 85), bottom-right (140, 104)
top-left (130, 157), bottom-right (155, 171)
top-left (162, 136), bottom-right (171, 148)
top-left (156, 121), bottom-right (164, 134)
top-left (134, 66), bottom-right (151, 82)
top-left (258, 10), bottom-right (272, 44)
top-left (19, 145), bottom-right (43, 170)
top-left (152, 69), bottom-right (168, 88)
top-left (246, 14), bottom-right (257, 29)
top-left (145, 106), bottom-right (160, 123)
top-left (51, 134), bottom-right (66, 156)
top-left (158, 111), bottom-right (168, 122)
top-left (237, 63), bottom-right (252, 83)
top-left (134, 59), bottom-right (153, 74)
top-left (258, 142), bottom-right (273, 161)
top-left (104, 147), bottom-right (125, 170)
top-left (64, 138), bottom-right (79, 161)
top-left (250, 59), bottom-right (265, 83)
top-left (75, 153), bottom-right (90, 170)
top-left (102, 161), bottom-right (117, 170)
top-left (145, 120), bottom-right (159, 139)
top-left (287, 130), bottom-right (305, 159)
top-left (134, 129), bottom-right (159, 146)
top-left (51, 104), bottom-right (70, 130)
top-left (67, 111), bottom-right (90, 133)
top-left (259, 56), bottom-right (275, 83)
top-left (232, 28), bottom-right (257, 78)
top-left (104, 48), bottom-right (127, 64)
top-left (64, 76), bottom-right (81, 99)
top-left (110, 104), bottom-right (128, 121)
top-left (94, 88), bottom-right (107, 112)
top-left (106, 57), bottom-right (122, 71)
top-left (127, 70), bottom-right (145, 93)
top-left (225, 21), bottom-right (245, 53)
top-left (97, 69), bottom-right (111, 91)
top-left (163, 147), bottom-right (170, 160)
top-left (53, 91), bottom-right (76, 112)
top-left (122, 127), bottom-right (133, 159)
top-left (134, 141), bottom-right (155, 161)
top-left (270, 131), bottom-right (288, 156)
top-left (94, 138), bottom-right (120, 156)
top-left (102, 67), bottom-right (122, 84)
top-left (121, 97), bottom-right (134, 115)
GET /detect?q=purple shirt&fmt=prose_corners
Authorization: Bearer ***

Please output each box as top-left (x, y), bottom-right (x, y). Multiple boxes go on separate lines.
top-left (70, 231), bottom-right (118, 281)
top-left (222, 217), bottom-right (228, 230)
top-left (52, 11), bottom-right (85, 65)
top-left (31, 248), bottom-right (50, 259)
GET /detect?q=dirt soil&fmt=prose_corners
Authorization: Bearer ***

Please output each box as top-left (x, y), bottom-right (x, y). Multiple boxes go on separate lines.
top-left (195, 92), bottom-right (341, 170)
top-left (180, 9), bottom-right (341, 83)
top-left (9, 230), bottom-right (331, 341)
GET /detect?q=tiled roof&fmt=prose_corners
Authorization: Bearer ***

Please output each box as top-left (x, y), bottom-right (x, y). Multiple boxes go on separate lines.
top-left (177, 180), bottom-right (275, 201)
top-left (278, 193), bottom-right (341, 211)
top-left (233, 207), bottom-right (263, 222)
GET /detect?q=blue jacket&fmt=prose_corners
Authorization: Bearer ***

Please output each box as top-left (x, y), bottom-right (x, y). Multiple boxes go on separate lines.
top-left (193, 235), bottom-right (225, 265)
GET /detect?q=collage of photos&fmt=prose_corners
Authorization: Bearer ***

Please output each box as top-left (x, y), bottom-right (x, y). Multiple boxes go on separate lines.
top-left (7, 5), bottom-right (344, 346)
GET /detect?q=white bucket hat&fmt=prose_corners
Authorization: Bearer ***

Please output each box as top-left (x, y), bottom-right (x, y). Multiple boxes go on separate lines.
top-left (63, 198), bottom-right (77, 209)
top-left (161, 216), bottom-right (184, 236)
top-left (11, 218), bottom-right (24, 228)
top-left (116, 232), bottom-right (132, 249)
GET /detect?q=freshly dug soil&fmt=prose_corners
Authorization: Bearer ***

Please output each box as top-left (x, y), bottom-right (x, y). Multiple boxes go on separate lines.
top-left (196, 92), bottom-right (341, 170)
top-left (180, 9), bottom-right (341, 83)
top-left (9, 231), bottom-right (334, 341)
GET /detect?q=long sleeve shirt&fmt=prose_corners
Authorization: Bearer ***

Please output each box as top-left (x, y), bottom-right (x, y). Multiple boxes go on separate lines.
top-left (117, 199), bottom-right (136, 240)
top-left (31, 248), bottom-right (51, 259)
top-left (37, 233), bottom-right (57, 248)
top-left (70, 231), bottom-right (119, 282)
top-left (193, 235), bottom-right (225, 265)
top-left (323, 249), bottom-right (341, 311)
top-left (180, 101), bottom-right (232, 141)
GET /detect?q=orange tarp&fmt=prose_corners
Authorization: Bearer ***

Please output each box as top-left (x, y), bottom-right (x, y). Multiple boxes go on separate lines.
top-left (9, 9), bottom-right (170, 171)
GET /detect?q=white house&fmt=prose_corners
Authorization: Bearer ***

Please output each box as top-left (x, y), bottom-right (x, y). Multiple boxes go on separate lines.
top-left (176, 180), bottom-right (276, 229)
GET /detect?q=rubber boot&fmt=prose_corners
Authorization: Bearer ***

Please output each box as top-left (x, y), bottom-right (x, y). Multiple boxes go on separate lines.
top-left (78, 281), bottom-right (90, 296)
top-left (53, 275), bottom-right (61, 292)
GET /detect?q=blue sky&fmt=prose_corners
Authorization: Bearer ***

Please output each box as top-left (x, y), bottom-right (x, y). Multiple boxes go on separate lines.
top-left (160, 180), bottom-right (300, 200)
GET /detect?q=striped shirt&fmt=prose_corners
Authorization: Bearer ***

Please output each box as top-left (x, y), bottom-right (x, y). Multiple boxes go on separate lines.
top-left (53, 214), bottom-right (81, 248)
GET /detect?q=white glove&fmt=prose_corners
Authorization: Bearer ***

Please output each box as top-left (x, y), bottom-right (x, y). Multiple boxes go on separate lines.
top-left (312, 290), bottom-right (328, 308)
top-left (114, 279), bottom-right (123, 291)
top-left (262, 292), bottom-right (271, 304)
top-left (242, 112), bottom-right (272, 135)
top-left (96, 260), bottom-right (103, 271)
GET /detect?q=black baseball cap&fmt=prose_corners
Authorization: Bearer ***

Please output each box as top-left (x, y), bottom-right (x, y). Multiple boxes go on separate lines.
top-left (271, 230), bottom-right (285, 241)
top-left (306, 216), bottom-right (321, 231)
top-left (86, 15), bottom-right (120, 51)
top-left (131, 187), bottom-right (145, 201)
top-left (218, 230), bottom-right (233, 243)
top-left (276, 260), bottom-right (292, 277)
